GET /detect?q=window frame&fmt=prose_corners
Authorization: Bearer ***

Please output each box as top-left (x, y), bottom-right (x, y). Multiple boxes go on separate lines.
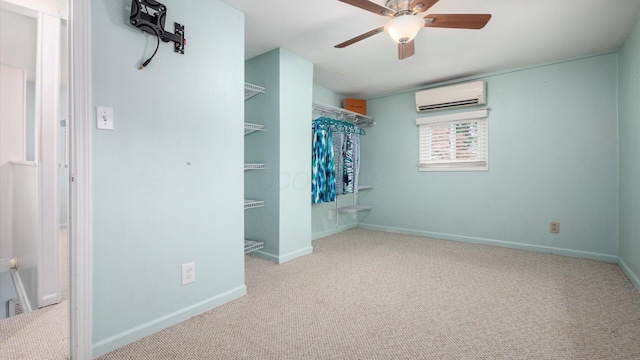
top-left (416, 109), bottom-right (489, 172)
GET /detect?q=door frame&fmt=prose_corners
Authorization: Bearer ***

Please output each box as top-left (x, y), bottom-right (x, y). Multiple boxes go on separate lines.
top-left (1, 0), bottom-right (63, 312)
top-left (68, 0), bottom-right (92, 358)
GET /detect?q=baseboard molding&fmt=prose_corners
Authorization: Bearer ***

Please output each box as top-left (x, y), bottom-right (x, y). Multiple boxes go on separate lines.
top-left (312, 224), bottom-right (358, 240)
top-left (278, 246), bottom-right (313, 264)
top-left (252, 246), bottom-right (314, 264)
top-left (618, 257), bottom-right (640, 292)
top-left (250, 250), bottom-right (279, 263)
top-left (92, 285), bottom-right (247, 358)
top-left (358, 224), bottom-right (618, 263)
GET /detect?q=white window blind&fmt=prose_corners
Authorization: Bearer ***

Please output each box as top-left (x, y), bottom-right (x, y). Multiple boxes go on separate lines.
top-left (416, 109), bottom-right (488, 172)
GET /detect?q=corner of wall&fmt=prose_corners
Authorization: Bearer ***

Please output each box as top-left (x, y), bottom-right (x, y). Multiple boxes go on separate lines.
top-left (617, 13), bottom-right (640, 293)
top-left (619, 257), bottom-right (640, 292)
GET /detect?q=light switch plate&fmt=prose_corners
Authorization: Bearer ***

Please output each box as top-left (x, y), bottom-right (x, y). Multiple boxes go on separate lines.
top-left (96, 106), bottom-right (114, 130)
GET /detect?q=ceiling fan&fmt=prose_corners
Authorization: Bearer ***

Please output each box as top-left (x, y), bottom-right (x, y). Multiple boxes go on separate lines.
top-left (335, 0), bottom-right (491, 60)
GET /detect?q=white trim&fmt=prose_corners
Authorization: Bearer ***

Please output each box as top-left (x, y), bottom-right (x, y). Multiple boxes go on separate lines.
top-left (416, 109), bottom-right (489, 126)
top-left (36, 11), bottom-right (62, 309)
top-left (252, 246), bottom-right (314, 264)
top-left (0, 0), bottom-right (65, 18)
top-left (358, 224), bottom-right (619, 263)
top-left (250, 250), bottom-right (280, 263)
top-left (68, 0), bottom-right (92, 358)
top-left (312, 224), bottom-right (358, 240)
top-left (278, 246), bottom-right (314, 263)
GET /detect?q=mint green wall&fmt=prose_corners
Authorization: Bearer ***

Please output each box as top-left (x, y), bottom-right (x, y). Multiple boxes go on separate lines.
top-left (278, 50), bottom-right (313, 258)
top-left (91, 0), bottom-right (246, 356)
top-left (360, 53), bottom-right (619, 261)
top-left (245, 49), bottom-right (313, 263)
top-left (311, 84), bottom-right (361, 239)
top-left (618, 17), bottom-right (640, 289)
top-left (313, 84), bottom-right (342, 106)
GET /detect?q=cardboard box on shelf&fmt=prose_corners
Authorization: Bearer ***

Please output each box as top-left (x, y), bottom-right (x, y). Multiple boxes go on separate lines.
top-left (343, 98), bottom-right (366, 115)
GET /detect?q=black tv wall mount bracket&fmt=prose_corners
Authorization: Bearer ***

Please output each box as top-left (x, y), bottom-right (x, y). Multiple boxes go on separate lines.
top-left (130, 0), bottom-right (185, 55)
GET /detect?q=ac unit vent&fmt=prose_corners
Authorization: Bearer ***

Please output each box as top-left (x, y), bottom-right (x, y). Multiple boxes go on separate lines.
top-left (416, 81), bottom-right (486, 112)
top-left (418, 98), bottom-right (480, 112)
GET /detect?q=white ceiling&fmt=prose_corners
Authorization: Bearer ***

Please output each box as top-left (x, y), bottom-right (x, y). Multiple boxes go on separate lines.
top-left (222, 0), bottom-right (640, 98)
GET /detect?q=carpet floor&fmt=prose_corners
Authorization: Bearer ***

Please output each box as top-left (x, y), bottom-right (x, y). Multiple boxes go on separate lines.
top-left (2, 229), bottom-right (639, 359)
top-left (97, 229), bottom-right (640, 359)
top-left (0, 229), bottom-right (69, 360)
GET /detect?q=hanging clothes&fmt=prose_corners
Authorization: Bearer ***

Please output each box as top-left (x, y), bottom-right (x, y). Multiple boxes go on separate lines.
top-left (342, 132), bottom-right (355, 194)
top-left (312, 119), bottom-right (336, 203)
top-left (332, 131), bottom-right (344, 196)
top-left (312, 116), bottom-right (365, 202)
top-left (353, 132), bottom-right (360, 194)
top-left (341, 130), bottom-right (361, 194)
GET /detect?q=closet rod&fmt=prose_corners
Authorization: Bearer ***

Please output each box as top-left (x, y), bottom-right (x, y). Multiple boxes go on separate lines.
top-left (312, 101), bottom-right (375, 128)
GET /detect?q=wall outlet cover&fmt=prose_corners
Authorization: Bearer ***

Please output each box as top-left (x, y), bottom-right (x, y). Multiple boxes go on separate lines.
top-left (181, 262), bottom-right (195, 285)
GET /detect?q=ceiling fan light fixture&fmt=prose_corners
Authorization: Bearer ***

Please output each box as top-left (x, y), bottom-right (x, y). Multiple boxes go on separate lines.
top-left (384, 14), bottom-right (424, 43)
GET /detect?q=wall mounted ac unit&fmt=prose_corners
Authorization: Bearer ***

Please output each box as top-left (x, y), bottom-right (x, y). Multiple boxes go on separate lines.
top-left (415, 80), bottom-right (486, 112)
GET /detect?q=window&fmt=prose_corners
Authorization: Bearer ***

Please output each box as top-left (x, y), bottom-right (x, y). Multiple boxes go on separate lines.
top-left (416, 109), bottom-right (488, 171)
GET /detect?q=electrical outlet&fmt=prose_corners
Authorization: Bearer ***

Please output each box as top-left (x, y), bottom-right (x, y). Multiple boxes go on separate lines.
top-left (550, 221), bottom-right (560, 234)
top-left (181, 262), bottom-right (195, 285)
top-left (328, 210), bottom-right (333, 220)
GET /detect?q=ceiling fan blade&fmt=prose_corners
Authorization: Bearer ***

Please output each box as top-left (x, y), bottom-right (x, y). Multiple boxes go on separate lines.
top-left (410, 0), bottom-right (439, 14)
top-left (338, 0), bottom-right (396, 17)
top-left (335, 27), bottom-right (385, 48)
top-left (398, 40), bottom-right (416, 60)
top-left (424, 14), bottom-right (492, 29)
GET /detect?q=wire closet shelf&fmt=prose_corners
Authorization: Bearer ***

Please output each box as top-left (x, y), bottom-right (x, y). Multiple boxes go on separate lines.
top-left (244, 83), bottom-right (265, 101)
top-left (244, 240), bottom-right (264, 254)
top-left (312, 101), bottom-right (375, 128)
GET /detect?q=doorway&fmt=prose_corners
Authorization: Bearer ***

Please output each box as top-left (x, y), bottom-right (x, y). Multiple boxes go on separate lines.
top-left (0, 0), bottom-right (69, 358)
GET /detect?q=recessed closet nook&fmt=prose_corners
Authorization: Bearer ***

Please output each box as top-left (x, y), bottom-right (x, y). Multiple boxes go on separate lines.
top-left (242, 48), bottom-right (375, 263)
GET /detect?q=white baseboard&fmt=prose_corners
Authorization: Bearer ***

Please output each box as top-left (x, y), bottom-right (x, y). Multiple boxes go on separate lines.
top-left (312, 224), bottom-right (358, 240)
top-left (278, 246), bottom-right (313, 263)
top-left (252, 246), bottom-right (314, 264)
top-left (92, 285), bottom-right (247, 358)
top-left (358, 224), bottom-right (619, 263)
top-left (618, 257), bottom-right (640, 292)
top-left (250, 250), bottom-right (279, 263)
